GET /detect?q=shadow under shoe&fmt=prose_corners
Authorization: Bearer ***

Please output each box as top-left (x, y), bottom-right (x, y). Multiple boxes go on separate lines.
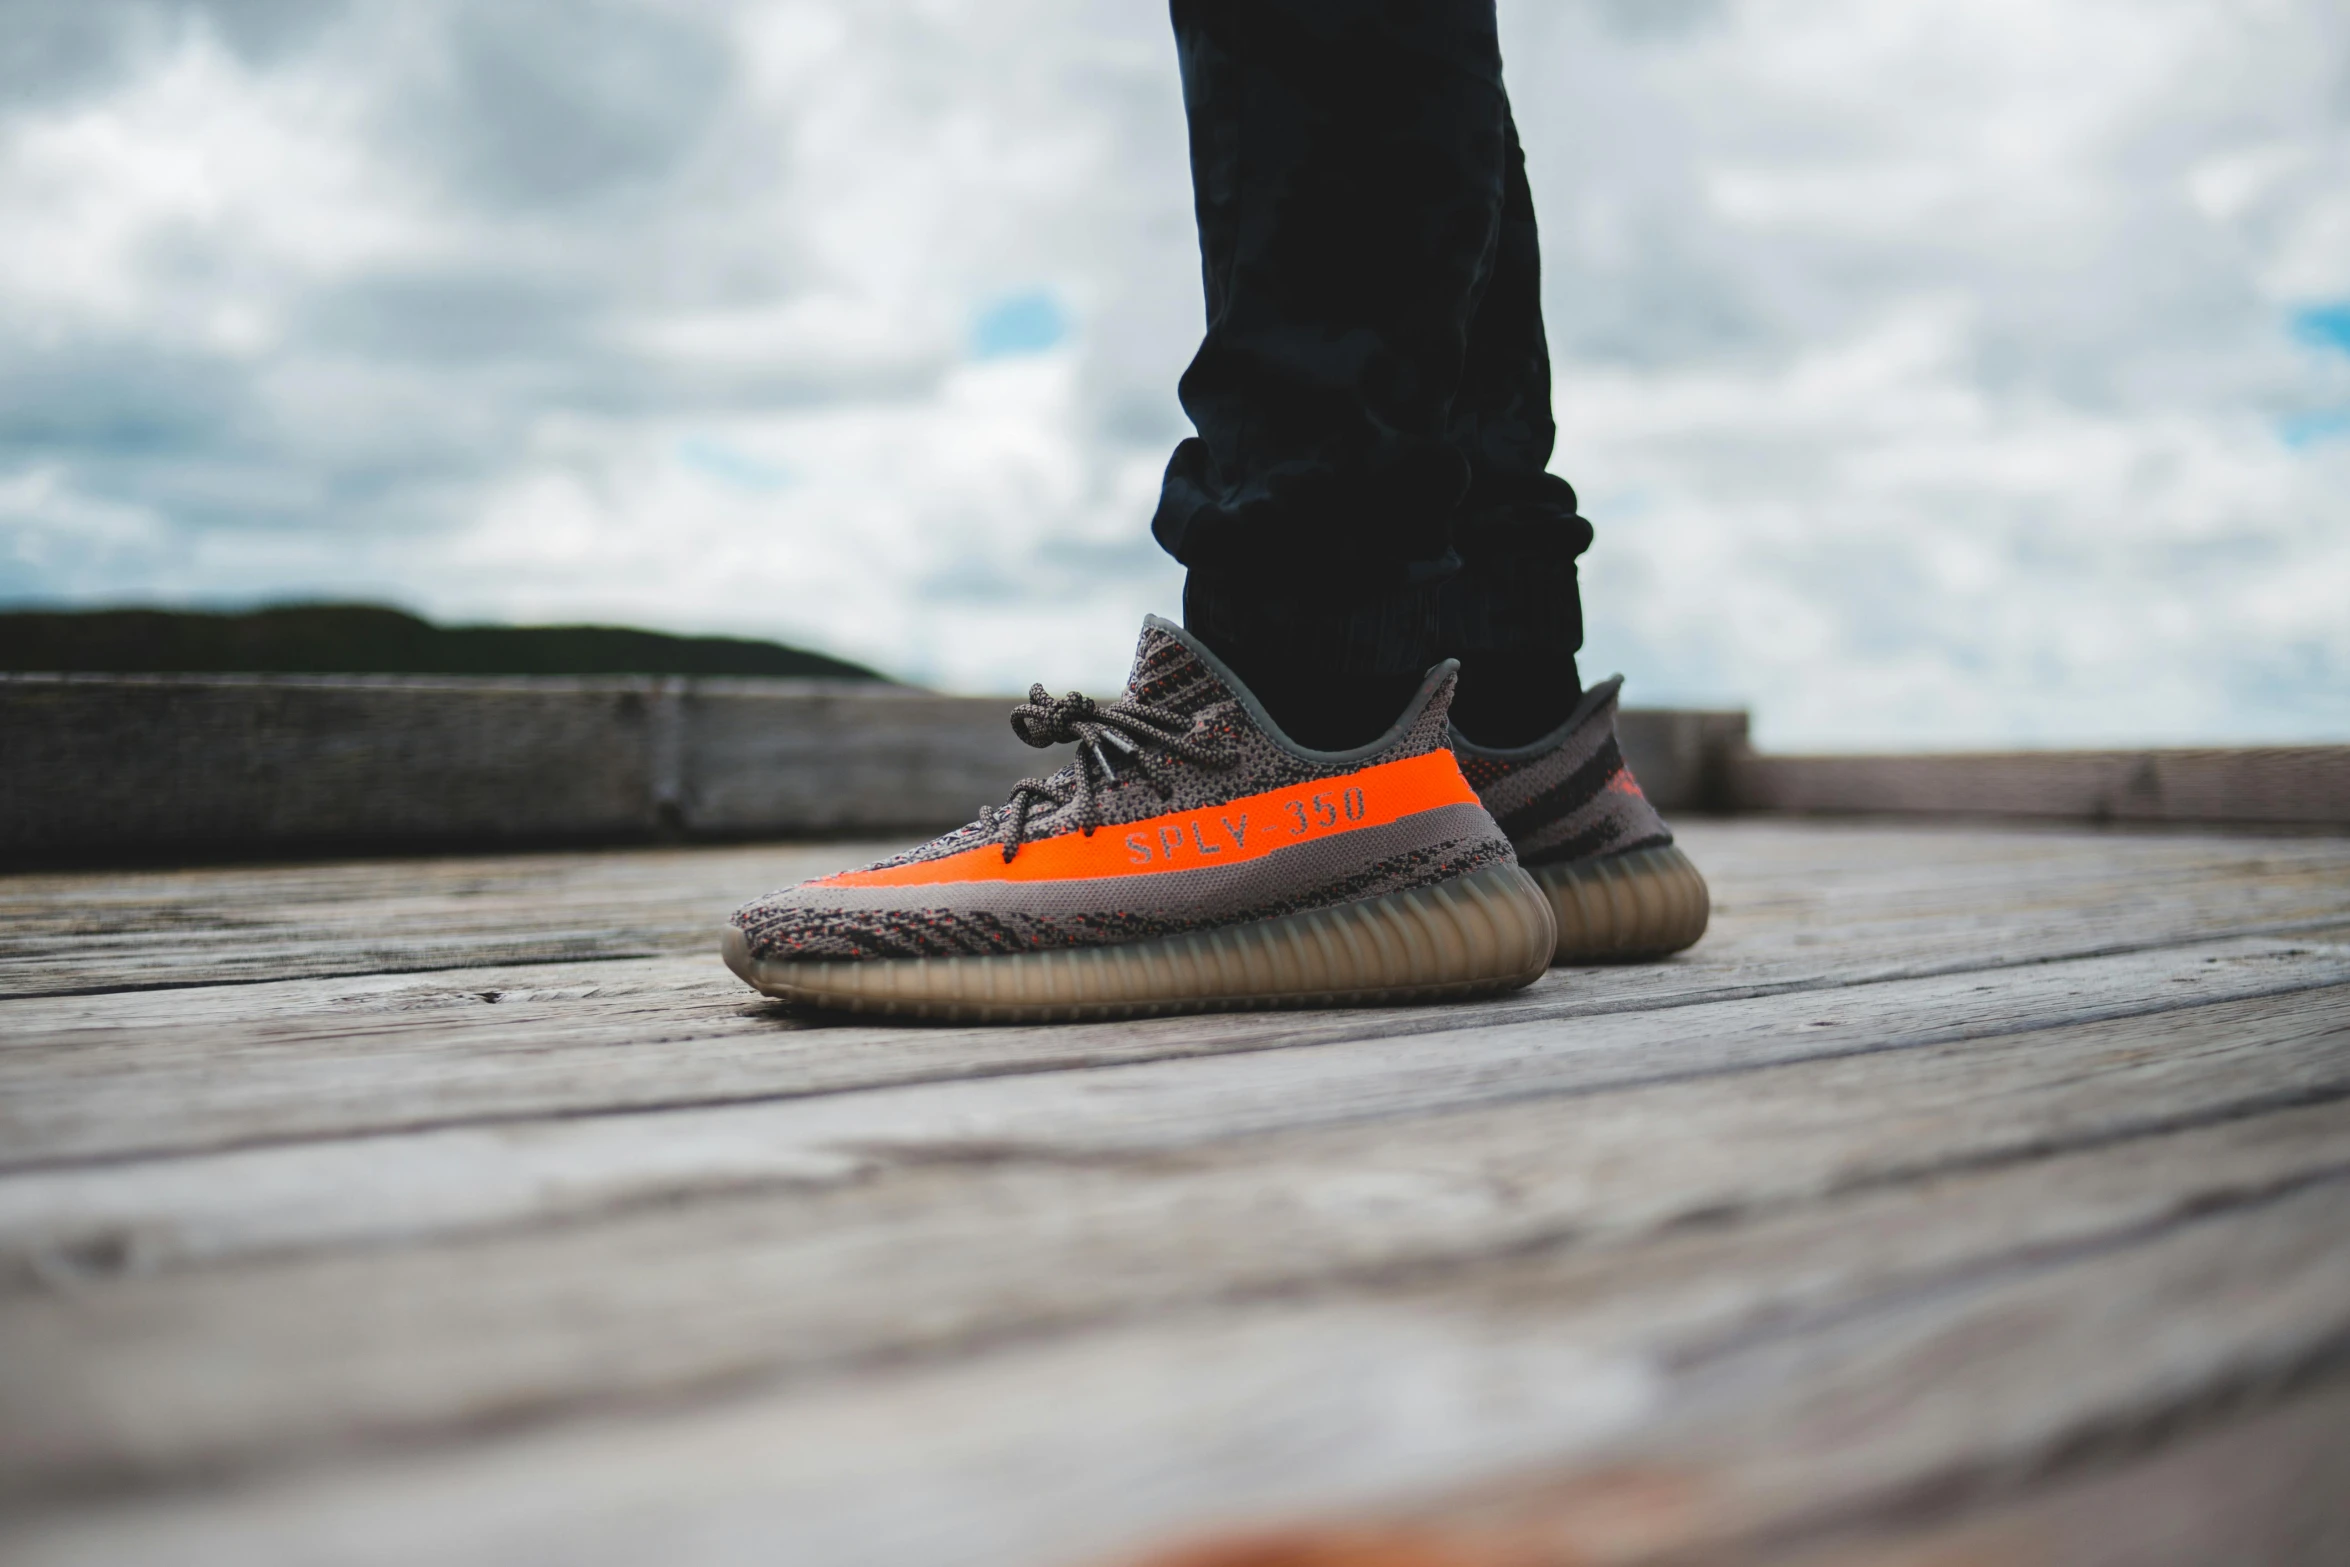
top-left (1451, 675), bottom-right (1710, 964)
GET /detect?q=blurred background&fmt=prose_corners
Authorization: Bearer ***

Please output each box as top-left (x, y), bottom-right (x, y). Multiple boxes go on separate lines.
top-left (1, 0), bottom-right (2345, 749)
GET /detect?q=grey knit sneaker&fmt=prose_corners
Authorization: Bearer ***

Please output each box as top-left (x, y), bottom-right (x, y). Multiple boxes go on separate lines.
top-left (1452, 676), bottom-right (1709, 963)
top-left (721, 616), bottom-right (1556, 1021)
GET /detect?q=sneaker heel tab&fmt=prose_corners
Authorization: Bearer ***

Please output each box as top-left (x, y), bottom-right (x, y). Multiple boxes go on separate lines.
top-left (1408, 655), bottom-right (1461, 729)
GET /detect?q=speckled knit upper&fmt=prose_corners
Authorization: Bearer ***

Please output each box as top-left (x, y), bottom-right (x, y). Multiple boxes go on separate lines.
top-left (1453, 675), bottom-right (1675, 869)
top-left (730, 618), bottom-right (1517, 962)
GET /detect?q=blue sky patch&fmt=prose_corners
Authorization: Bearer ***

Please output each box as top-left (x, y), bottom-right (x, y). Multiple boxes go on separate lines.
top-left (2291, 302), bottom-right (2350, 355)
top-left (970, 290), bottom-right (1069, 359)
top-left (675, 436), bottom-right (790, 491)
top-left (2278, 409), bottom-right (2350, 448)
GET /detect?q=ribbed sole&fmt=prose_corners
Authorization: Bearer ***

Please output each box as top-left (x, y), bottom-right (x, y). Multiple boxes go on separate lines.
top-left (1532, 842), bottom-right (1710, 964)
top-left (720, 863), bottom-right (1557, 1023)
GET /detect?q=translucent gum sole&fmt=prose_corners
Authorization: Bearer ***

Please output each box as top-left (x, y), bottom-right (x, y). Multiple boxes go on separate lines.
top-left (720, 864), bottom-right (1558, 1024)
top-left (1532, 842), bottom-right (1711, 964)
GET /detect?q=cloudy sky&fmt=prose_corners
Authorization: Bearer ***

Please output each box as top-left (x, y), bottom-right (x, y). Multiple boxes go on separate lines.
top-left (2, 0), bottom-right (2345, 748)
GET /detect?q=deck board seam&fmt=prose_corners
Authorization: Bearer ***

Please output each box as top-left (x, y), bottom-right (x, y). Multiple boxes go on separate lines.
top-left (1417, 1177), bottom-right (2350, 1567)
top-left (1665, 1336), bottom-right (2350, 1567)
top-left (5, 908), bottom-right (2345, 1007)
top-left (1661, 1160), bottom-right (2350, 1375)
top-left (14, 1033), bottom-right (2348, 1292)
top-left (15, 1129), bottom-right (2344, 1519)
top-left (6, 967), bottom-right (2342, 1181)
top-left (0, 945), bottom-right (669, 1003)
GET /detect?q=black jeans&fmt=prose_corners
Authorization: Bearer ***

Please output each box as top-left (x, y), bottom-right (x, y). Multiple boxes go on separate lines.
top-left (1153, 0), bottom-right (1592, 744)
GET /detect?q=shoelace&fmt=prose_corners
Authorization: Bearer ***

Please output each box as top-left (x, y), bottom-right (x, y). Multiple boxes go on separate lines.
top-left (995, 684), bottom-right (1237, 861)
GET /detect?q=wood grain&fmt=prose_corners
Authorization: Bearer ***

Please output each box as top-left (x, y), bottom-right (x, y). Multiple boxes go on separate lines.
top-left (3, 990), bottom-right (2343, 1496)
top-left (4, 819), bottom-right (2344, 1566)
top-left (7, 819), bottom-right (2348, 999)
top-left (1747, 1380), bottom-right (2350, 1567)
top-left (5, 942), bottom-right (2341, 1258)
top-left (1438, 1179), bottom-right (2350, 1565)
top-left (8, 926), bottom-right (2345, 1174)
top-left (0, 839), bottom-right (874, 997)
top-left (1158, 1179), bottom-right (2350, 1567)
top-left (6, 819), bottom-right (2347, 1170)
top-left (6, 1122), bottom-right (2343, 1567)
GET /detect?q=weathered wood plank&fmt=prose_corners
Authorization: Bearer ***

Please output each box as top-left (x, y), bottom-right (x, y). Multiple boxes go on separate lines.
top-left (1131, 1181), bottom-right (2350, 1567)
top-left (1129, 1384), bottom-right (2350, 1567)
top-left (1746, 1380), bottom-right (2350, 1567)
top-left (6, 820), bottom-right (2348, 999)
top-left (1404, 1180), bottom-right (2350, 1566)
top-left (4, 943), bottom-right (2341, 1262)
top-left (5, 1122), bottom-right (2343, 1567)
top-left (13, 819), bottom-right (2346, 1014)
top-left (4, 817), bottom-right (2341, 1567)
top-left (1732, 743), bottom-right (2350, 826)
top-left (0, 840), bottom-right (874, 997)
top-left (7, 819), bottom-right (2349, 1164)
top-left (3, 990), bottom-right (2342, 1497)
top-left (8, 923), bottom-right (2342, 1170)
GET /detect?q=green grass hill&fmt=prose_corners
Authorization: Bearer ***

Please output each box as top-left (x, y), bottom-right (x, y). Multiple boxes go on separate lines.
top-left (0, 604), bottom-right (889, 681)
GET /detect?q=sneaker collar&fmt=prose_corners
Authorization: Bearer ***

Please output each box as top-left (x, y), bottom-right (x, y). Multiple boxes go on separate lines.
top-left (1448, 673), bottom-right (1626, 761)
top-left (1141, 614), bottom-right (1461, 766)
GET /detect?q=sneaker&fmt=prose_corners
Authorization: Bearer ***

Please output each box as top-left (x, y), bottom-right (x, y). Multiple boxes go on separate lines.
top-left (721, 617), bottom-right (1556, 1021)
top-left (1451, 676), bottom-right (1710, 963)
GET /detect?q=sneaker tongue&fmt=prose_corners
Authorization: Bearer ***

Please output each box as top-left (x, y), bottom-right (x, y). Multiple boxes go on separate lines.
top-left (1121, 620), bottom-right (1235, 720)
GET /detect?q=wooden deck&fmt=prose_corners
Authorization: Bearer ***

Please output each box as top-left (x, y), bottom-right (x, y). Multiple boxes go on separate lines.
top-left (2, 820), bottom-right (2348, 1566)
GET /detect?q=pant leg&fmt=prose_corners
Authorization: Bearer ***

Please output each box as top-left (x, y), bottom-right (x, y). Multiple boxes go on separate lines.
top-left (1156, 0), bottom-right (1511, 697)
top-left (1437, 103), bottom-right (1596, 742)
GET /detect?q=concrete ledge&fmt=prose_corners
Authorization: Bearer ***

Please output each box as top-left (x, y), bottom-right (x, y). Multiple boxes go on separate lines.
top-left (0, 674), bottom-right (1743, 865)
top-left (1731, 745), bottom-right (2350, 827)
top-left (0, 674), bottom-right (1043, 865)
top-left (6, 675), bottom-right (2340, 867)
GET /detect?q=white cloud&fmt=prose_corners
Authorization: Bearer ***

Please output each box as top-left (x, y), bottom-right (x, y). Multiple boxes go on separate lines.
top-left (0, 0), bottom-right (2343, 745)
top-left (1509, 0), bottom-right (2350, 745)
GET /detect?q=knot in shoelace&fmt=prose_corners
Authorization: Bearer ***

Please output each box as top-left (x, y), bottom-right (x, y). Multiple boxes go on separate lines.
top-left (995, 684), bottom-right (1237, 861)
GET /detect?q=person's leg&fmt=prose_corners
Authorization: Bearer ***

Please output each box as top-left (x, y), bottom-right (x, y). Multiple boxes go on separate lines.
top-left (1437, 103), bottom-right (1595, 747)
top-left (1155, 0), bottom-right (1510, 749)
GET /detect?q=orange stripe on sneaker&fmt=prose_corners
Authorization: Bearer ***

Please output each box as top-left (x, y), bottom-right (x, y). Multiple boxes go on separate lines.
top-left (818, 749), bottom-right (1481, 887)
